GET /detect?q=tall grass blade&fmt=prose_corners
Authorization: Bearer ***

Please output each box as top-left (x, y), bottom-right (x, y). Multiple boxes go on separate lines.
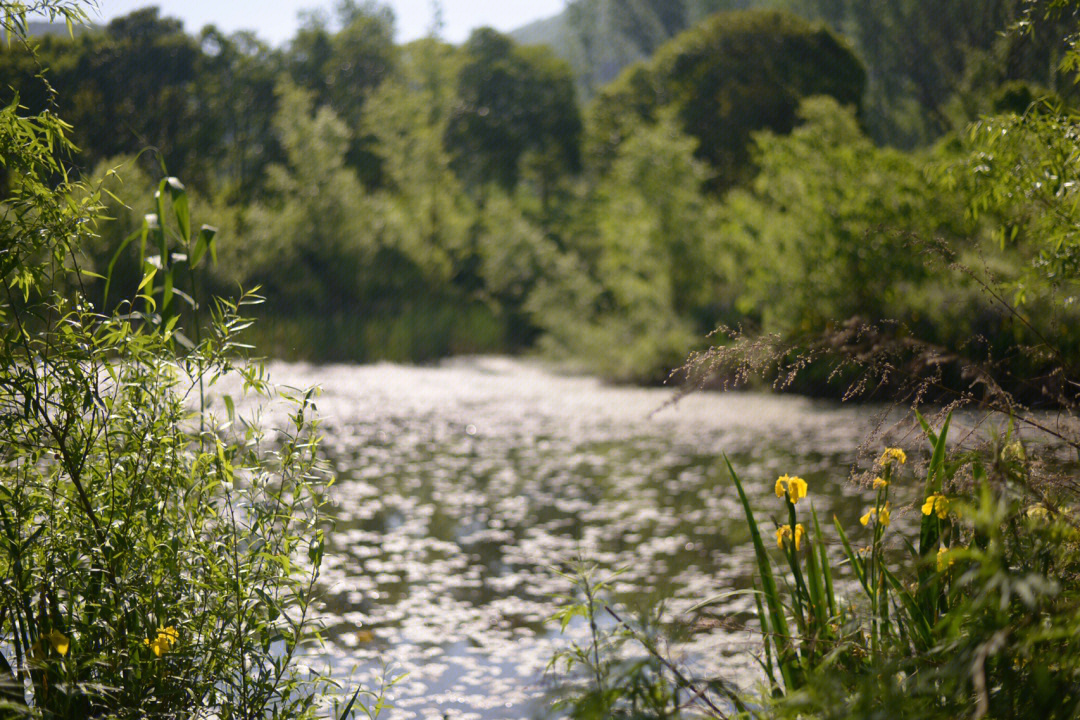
top-left (833, 515), bottom-right (869, 596)
top-left (812, 507), bottom-right (837, 618)
top-left (724, 455), bottom-right (800, 691)
top-left (918, 411), bottom-right (952, 617)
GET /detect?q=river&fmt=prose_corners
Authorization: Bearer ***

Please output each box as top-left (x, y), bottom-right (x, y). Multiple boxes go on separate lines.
top-left (252, 357), bottom-right (930, 719)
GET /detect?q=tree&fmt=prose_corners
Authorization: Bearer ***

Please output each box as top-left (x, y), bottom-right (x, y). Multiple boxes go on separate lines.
top-left (716, 97), bottom-right (948, 334)
top-left (587, 9), bottom-right (865, 191)
top-left (195, 28), bottom-right (284, 201)
top-left (533, 113), bottom-right (716, 382)
top-left (285, 0), bottom-right (397, 185)
top-left (231, 82), bottom-right (377, 315)
top-left (364, 38), bottom-right (475, 290)
top-left (445, 27), bottom-right (582, 193)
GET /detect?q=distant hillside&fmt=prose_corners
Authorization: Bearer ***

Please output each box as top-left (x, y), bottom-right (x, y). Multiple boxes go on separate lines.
top-left (511, 13), bottom-right (567, 50)
top-left (27, 20), bottom-right (75, 36)
top-left (511, 0), bottom-right (1055, 149)
top-left (1, 19), bottom-right (94, 41)
top-left (511, 0), bottom-right (764, 96)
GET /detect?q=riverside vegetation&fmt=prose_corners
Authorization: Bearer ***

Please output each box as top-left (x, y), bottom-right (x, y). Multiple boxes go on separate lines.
top-left (3, 0), bottom-right (1080, 718)
top-left (545, 2), bottom-right (1080, 718)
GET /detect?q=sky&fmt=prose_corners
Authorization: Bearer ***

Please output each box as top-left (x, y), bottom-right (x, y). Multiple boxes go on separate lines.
top-left (90, 0), bottom-right (567, 45)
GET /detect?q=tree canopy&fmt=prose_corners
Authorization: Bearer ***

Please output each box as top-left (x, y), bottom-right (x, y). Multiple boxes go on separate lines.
top-left (587, 9), bottom-right (865, 190)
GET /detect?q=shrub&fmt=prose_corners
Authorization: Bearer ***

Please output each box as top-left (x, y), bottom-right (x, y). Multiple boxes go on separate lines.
top-left (0, 5), bottom-right (334, 717)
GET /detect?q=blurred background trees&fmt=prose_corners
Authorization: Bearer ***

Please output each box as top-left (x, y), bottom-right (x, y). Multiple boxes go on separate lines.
top-left (3, 0), bottom-right (1077, 390)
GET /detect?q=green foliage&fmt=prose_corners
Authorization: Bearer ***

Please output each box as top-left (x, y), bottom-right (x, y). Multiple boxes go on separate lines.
top-left (739, 422), bottom-right (1080, 720)
top-left (548, 565), bottom-right (690, 720)
top-left (445, 27), bottom-right (582, 192)
top-left (717, 97), bottom-right (946, 333)
top-left (230, 81), bottom-right (377, 315)
top-left (533, 113), bottom-right (716, 382)
top-left (364, 38), bottom-right (474, 287)
top-left (552, 419), bottom-right (1080, 720)
top-left (0, 7), bottom-right (336, 716)
top-left (587, 9), bottom-right (865, 190)
top-left (286, 1), bottom-right (397, 185)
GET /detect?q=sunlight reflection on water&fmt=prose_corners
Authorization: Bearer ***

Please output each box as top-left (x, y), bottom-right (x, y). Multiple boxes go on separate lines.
top-left (239, 357), bottom-right (900, 719)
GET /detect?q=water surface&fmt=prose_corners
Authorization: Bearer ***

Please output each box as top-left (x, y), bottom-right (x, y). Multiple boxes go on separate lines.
top-left (254, 357), bottom-right (915, 719)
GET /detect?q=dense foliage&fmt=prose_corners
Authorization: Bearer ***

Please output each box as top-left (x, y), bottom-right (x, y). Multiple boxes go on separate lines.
top-left (1, 0), bottom-right (1078, 387)
top-left (0, 3), bottom-right (338, 718)
top-left (586, 10), bottom-right (865, 190)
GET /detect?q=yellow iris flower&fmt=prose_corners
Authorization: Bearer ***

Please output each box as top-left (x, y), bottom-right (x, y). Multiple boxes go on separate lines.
top-left (878, 448), bottom-right (907, 466)
top-left (860, 503), bottom-right (891, 527)
top-left (922, 494), bottom-right (949, 519)
top-left (46, 630), bottom-right (69, 656)
top-left (872, 476), bottom-right (889, 489)
top-left (775, 474), bottom-right (808, 504)
top-left (144, 626), bottom-right (179, 658)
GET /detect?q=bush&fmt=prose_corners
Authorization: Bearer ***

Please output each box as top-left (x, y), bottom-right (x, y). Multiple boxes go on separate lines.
top-left (0, 6), bottom-right (335, 717)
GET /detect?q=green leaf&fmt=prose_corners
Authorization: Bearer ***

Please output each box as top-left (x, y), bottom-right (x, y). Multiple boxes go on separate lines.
top-left (918, 410), bottom-right (952, 618)
top-left (166, 176), bottom-right (191, 242)
top-left (813, 507), bottom-right (836, 619)
top-left (880, 565), bottom-right (933, 649)
top-left (191, 225), bottom-right (218, 268)
top-left (686, 588), bottom-right (764, 613)
top-left (338, 687), bottom-right (363, 720)
top-left (833, 515), bottom-right (869, 596)
top-left (162, 269), bottom-right (174, 313)
top-left (137, 264), bottom-right (157, 293)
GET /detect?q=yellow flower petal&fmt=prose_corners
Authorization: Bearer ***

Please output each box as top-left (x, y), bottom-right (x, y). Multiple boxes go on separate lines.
top-left (775, 475), bottom-right (789, 499)
top-left (159, 626), bottom-right (179, 647)
top-left (794, 524), bottom-right (805, 550)
top-left (860, 509), bottom-right (874, 526)
top-left (922, 494), bottom-right (949, 519)
top-left (787, 476), bottom-right (808, 504)
top-left (872, 477), bottom-right (888, 489)
top-left (776, 525), bottom-right (791, 549)
top-left (47, 631), bottom-right (69, 657)
top-left (879, 504), bottom-right (891, 527)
